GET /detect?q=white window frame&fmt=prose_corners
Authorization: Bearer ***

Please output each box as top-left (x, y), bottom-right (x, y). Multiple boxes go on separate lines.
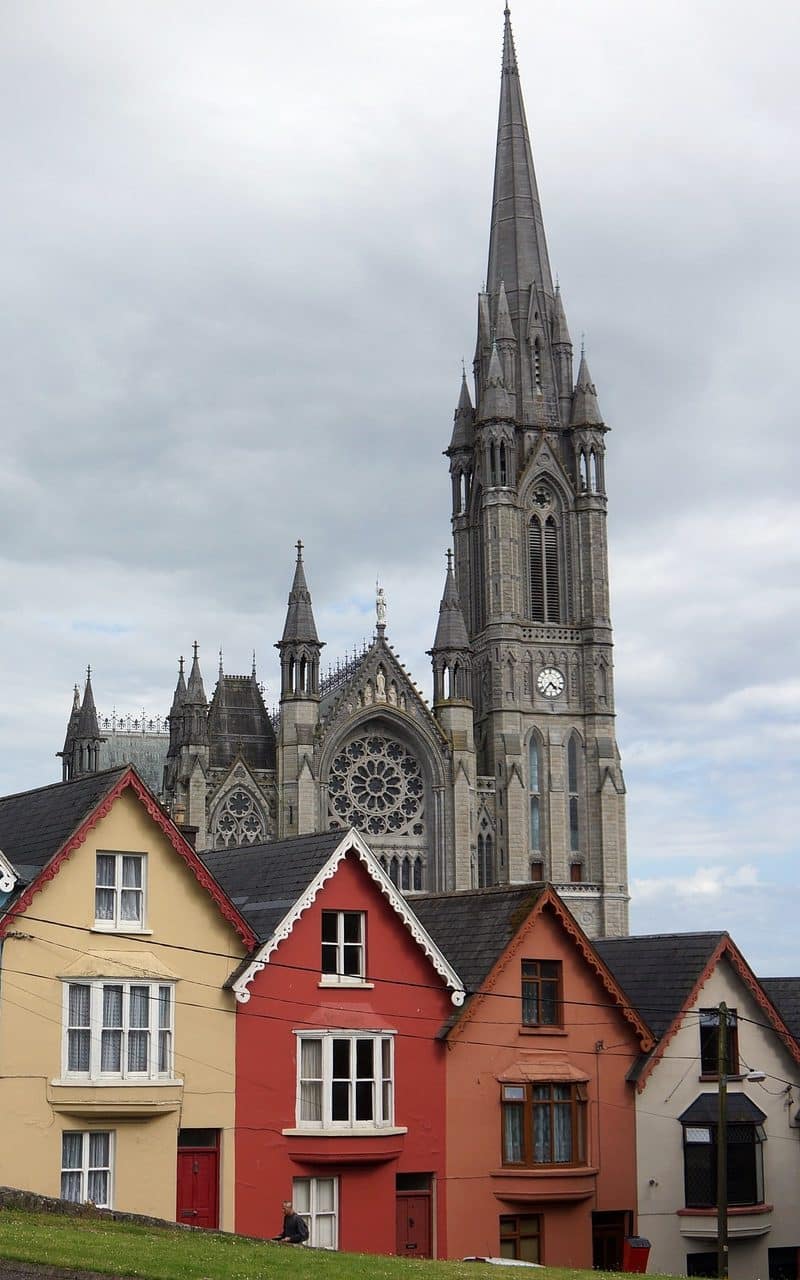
top-left (94, 852), bottom-right (146, 931)
top-left (62, 980), bottom-right (174, 1083)
top-left (295, 1030), bottom-right (395, 1131)
top-left (61, 1130), bottom-right (114, 1207)
top-left (293, 1176), bottom-right (338, 1249)
top-left (320, 910), bottom-right (366, 985)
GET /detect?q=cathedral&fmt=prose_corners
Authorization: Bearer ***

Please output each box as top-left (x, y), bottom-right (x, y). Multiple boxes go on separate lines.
top-left (58, 8), bottom-right (629, 939)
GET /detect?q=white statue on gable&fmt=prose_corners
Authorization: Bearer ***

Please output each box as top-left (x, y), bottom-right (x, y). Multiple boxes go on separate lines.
top-left (376, 668), bottom-right (386, 700)
top-left (388, 681), bottom-right (398, 706)
top-left (376, 580), bottom-right (387, 626)
top-left (364, 681), bottom-right (374, 705)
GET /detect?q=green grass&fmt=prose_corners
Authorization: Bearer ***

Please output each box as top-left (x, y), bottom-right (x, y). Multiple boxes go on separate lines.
top-left (0, 1208), bottom-right (674, 1280)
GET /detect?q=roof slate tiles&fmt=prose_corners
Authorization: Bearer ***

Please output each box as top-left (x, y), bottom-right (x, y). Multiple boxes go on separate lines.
top-left (760, 978), bottom-right (800, 1044)
top-left (410, 884), bottom-right (545, 993)
top-left (595, 933), bottom-right (726, 1038)
top-left (200, 831), bottom-right (343, 941)
top-left (0, 768), bottom-right (129, 887)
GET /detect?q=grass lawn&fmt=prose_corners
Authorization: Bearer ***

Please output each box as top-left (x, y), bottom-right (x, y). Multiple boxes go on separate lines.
top-left (0, 1207), bottom-right (670, 1280)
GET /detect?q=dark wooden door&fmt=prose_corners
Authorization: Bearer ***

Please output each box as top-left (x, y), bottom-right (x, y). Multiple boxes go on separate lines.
top-left (396, 1192), bottom-right (432, 1258)
top-left (176, 1148), bottom-right (219, 1229)
top-left (592, 1211), bottom-right (629, 1271)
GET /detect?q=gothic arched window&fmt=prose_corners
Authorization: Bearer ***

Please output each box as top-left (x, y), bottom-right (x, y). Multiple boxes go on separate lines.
top-left (529, 735), bottom-right (542, 857)
top-left (477, 832), bottom-right (495, 888)
top-left (529, 514), bottom-right (562, 622)
top-left (212, 788), bottom-right (266, 849)
top-left (566, 734), bottom-right (582, 855)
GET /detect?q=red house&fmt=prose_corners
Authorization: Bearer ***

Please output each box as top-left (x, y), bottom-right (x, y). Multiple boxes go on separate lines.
top-left (203, 829), bottom-right (463, 1257)
top-left (413, 885), bottom-right (654, 1268)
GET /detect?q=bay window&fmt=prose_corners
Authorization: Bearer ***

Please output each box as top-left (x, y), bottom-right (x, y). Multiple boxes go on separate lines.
top-left (297, 1031), bottom-right (394, 1130)
top-left (502, 1081), bottom-right (587, 1166)
top-left (64, 980), bottom-right (174, 1081)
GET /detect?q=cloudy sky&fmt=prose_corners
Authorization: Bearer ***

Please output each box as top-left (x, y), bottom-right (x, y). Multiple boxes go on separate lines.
top-left (1, 1), bottom-right (797, 973)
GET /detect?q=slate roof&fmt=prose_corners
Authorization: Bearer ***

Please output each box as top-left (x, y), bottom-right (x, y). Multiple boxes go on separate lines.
top-left (200, 831), bottom-right (343, 941)
top-left (595, 933), bottom-right (726, 1039)
top-left (208, 675), bottom-right (276, 772)
top-left (0, 767), bottom-right (129, 889)
top-left (760, 978), bottom-right (800, 1044)
top-left (410, 884), bottom-right (546, 993)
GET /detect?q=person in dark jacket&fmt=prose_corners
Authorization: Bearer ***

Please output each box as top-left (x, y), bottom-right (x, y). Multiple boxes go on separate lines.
top-left (273, 1200), bottom-right (309, 1244)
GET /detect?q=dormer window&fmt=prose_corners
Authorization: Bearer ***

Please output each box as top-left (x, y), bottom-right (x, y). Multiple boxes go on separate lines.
top-left (94, 853), bottom-right (145, 931)
top-left (321, 911), bottom-right (365, 983)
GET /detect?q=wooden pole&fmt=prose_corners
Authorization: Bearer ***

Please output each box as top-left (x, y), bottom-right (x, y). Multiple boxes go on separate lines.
top-left (717, 1001), bottom-right (728, 1280)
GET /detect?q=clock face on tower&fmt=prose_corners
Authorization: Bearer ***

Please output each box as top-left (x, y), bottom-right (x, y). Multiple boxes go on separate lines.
top-left (537, 666), bottom-right (565, 698)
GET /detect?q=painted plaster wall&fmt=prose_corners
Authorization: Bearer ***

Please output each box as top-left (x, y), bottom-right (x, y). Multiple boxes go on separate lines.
top-left (636, 958), bottom-right (800, 1280)
top-left (445, 906), bottom-right (641, 1265)
top-left (0, 788), bottom-right (246, 1227)
top-left (234, 851), bottom-right (452, 1255)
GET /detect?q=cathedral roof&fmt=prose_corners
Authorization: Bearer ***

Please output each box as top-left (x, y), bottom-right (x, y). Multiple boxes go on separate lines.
top-left (280, 542), bottom-right (320, 645)
top-left (208, 674), bottom-right (276, 772)
top-left (430, 555), bottom-right (469, 652)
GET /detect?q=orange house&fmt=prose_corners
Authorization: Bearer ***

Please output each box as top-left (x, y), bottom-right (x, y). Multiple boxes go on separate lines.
top-left (414, 885), bottom-right (653, 1267)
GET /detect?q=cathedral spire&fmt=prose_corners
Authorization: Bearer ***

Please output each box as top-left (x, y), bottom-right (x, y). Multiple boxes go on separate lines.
top-left (431, 551), bottom-right (470, 654)
top-left (185, 642), bottom-right (207, 705)
top-left (77, 666), bottom-right (100, 740)
top-left (280, 540), bottom-right (320, 644)
top-left (487, 5), bottom-right (554, 315)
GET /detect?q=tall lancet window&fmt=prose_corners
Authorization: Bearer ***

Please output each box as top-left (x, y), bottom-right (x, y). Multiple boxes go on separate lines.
top-left (529, 735), bottom-right (542, 859)
top-left (528, 513), bottom-right (562, 623)
top-left (566, 734), bottom-right (581, 854)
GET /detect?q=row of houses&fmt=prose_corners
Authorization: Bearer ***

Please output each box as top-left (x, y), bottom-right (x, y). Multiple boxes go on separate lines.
top-left (0, 765), bottom-right (797, 1276)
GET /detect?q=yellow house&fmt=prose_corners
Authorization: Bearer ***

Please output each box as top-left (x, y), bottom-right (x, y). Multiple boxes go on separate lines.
top-left (0, 766), bottom-right (255, 1228)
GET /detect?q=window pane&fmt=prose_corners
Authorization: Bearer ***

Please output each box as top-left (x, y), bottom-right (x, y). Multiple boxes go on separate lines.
top-left (332, 1039), bottom-right (350, 1078)
top-left (530, 797), bottom-right (540, 850)
top-left (158, 1030), bottom-right (171, 1075)
top-left (343, 913), bottom-right (361, 943)
top-left (529, 741), bottom-right (539, 791)
top-left (355, 1039), bottom-right (373, 1078)
top-left (292, 1178), bottom-right (310, 1213)
top-left (300, 1080), bottom-right (322, 1123)
top-left (69, 984), bottom-right (90, 1026)
top-left (315, 1215), bottom-right (335, 1249)
top-left (87, 1170), bottom-right (109, 1207)
top-left (101, 1030), bottom-right (121, 1072)
top-left (102, 985), bottom-right (123, 1027)
top-left (96, 856), bottom-right (115, 888)
top-left (301, 1039), bottom-right (322, 1078)
top-left (381, 1039), bottom-right (391, 1078)
top-left (321, 912), bottom-right (338, 943)
top-left (533, 1100), bottom-right (550, 1163)
top-left (62, 1132), bottom-right (83, 1169)
top-left (355, 1080), bottom-right (374, 1121)
top-left (520, 1236), bottom-right (540, 1264)
top-left (158, 987), bottom-right (171, 1030)
top-left (316, 1178), bottom-right (335, 1213)
top-left (120, 889), bottom-right (141, 923)
top-left (61, 1171), bottom-right (82, 1202)
top-left (88, 1132), bottom-right (109, 1167)
top-left (321, 942), bottom-right (337, 974)
top-left (129, 987), bottom-right (150, 1028)
top-left (503, 1105), bottom-right (524, 1163)
top-left (553, 1100), bottom-right (573, 1162)
top-left (127, 1031), bottom-right (149, 1073)
top-left (331, 1081), bottom-right (350, 1121)
top-left (122, 856), bottom-right (142, 888)
top-left (343, 943), bottom-right (361, 976)
top-left (95, 888), bottom-right (115, 921)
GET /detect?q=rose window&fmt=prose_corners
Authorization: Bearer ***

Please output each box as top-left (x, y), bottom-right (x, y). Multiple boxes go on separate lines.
top-left (212, 788), bottom-right (266, 848)
top-left (328, 735), bottom-right (425, 837)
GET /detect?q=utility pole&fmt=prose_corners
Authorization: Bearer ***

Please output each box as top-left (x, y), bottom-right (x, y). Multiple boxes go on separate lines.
top-left (717, 1000), bottom-right (728, 1280)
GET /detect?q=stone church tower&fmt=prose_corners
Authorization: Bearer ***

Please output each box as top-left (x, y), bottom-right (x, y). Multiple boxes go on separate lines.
top-left (446, 7), bottom-right (628, 935)
top-left (57, 7), bottom-right (629, 938)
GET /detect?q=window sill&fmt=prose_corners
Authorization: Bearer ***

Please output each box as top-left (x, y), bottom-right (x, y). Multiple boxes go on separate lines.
top-left (493, 1165), bottom-right (597, 1178)
top-left (698, 1073), bottom-right (745, 1083)
top-left (282, 1126), bottom-right (407, 1138)
top-left (91, 927), bottom-right (153, 936)
top-left (318, 977), bottom-right (374, 990)
top-left (53, 1077), bottom-right (182, 1088)
top-left (519, 1026), bottom-right (568, 1037)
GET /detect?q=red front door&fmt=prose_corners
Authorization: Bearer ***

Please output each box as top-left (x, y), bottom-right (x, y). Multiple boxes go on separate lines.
top-left (177, 1148), bottom-right (219, 1229)
top-left (396, 1192), bottom-right (432, 1258)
